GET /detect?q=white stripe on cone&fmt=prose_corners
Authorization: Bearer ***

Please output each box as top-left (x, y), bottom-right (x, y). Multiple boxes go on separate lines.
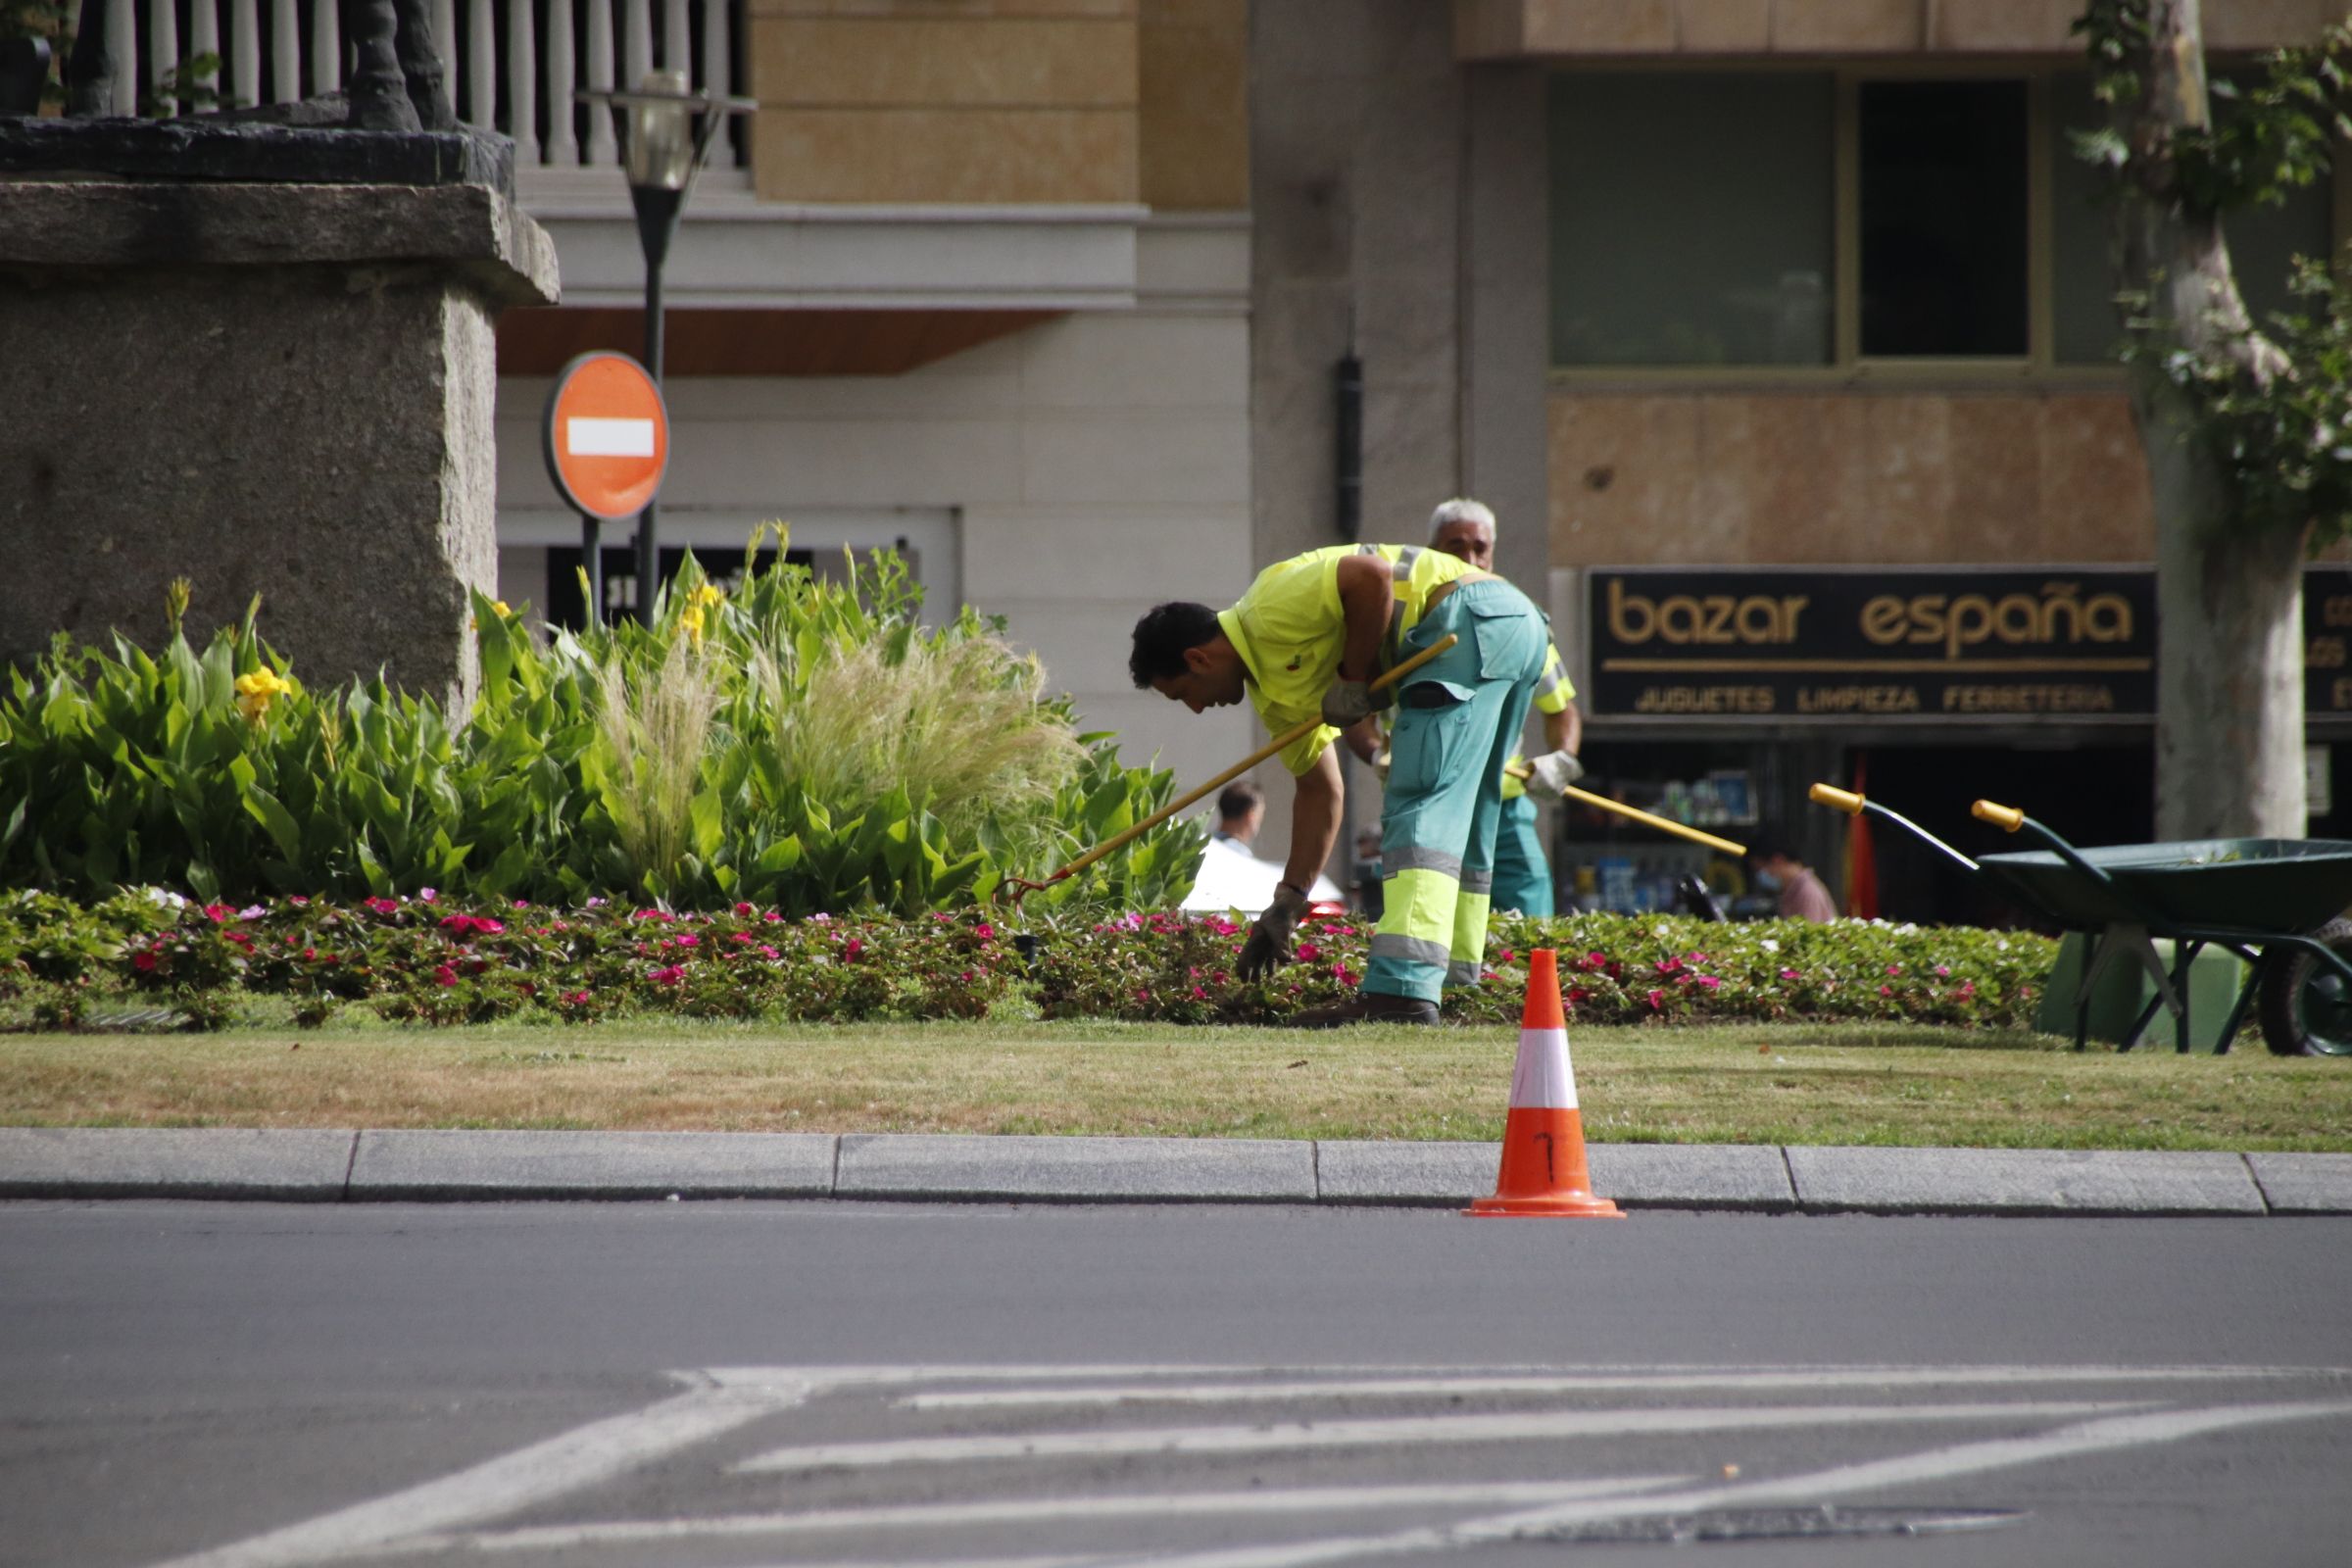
top-left (566, 416), bottom-right (658, 457)
top-left (1506, 1027), bottom-right (1578, 1110)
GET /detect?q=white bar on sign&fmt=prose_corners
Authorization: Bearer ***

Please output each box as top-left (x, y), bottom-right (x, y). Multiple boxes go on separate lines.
top-left (567, 418), bottom-right (658, 458)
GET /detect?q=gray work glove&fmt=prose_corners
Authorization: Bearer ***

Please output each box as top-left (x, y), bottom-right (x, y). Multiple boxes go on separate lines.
top-left (1319, 677), bottom-right (1390, 729)
top-left (1524, 749), bottom-right (1585, 800)
top-left (1237, 882), bottom-right (1312, 982)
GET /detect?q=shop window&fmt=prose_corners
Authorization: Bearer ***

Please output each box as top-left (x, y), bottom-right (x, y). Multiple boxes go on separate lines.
top-left (1548, 73), bottom-right (1835, 368)
top-left (2051, 73), bottom-right (2333, 366)
top-left (1859, 80), bottom-right (2030, 358)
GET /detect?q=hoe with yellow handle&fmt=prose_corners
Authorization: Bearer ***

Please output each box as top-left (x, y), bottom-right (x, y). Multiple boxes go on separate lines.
top-left (994, 633), bottom-right (1461, 908)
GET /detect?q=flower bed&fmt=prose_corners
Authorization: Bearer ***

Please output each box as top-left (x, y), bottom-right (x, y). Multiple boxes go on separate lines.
top-left (0, 889), bottom-right (2055, 1032)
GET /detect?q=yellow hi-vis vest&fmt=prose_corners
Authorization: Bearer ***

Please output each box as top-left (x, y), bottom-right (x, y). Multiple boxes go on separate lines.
top-left (1218, 544), bottom-right (1475, 776)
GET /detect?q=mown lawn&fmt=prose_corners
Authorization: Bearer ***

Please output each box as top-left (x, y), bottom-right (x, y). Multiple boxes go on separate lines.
top-left (4, 1017), bottom-right (2349, 1152)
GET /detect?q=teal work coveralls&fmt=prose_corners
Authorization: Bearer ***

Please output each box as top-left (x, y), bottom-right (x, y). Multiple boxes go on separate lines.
top-left (1368, 577), bottom-right (1550, 1004)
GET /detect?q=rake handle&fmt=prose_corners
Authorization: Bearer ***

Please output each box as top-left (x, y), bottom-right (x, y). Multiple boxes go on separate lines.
top-left (1041, 632), bottom-right (1462, 887)
top-left (1508, 765), bottom-right (1747, 857)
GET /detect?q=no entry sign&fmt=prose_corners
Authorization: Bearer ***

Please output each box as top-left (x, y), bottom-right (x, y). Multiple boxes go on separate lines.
top-left (543, 352), bottom-right (670, 520)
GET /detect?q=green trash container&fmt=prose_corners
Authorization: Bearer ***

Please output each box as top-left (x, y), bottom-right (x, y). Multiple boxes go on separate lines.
top-left (2034, 930), bottom-right (2249, 1052)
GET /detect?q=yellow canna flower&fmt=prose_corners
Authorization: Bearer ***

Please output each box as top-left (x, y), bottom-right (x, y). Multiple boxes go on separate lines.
top-left (692, 583), bottom-right (724, 610)
top-left (493, 600), bottom-right (513, 618)
top-left (233, 668), bottom-right (293, 722)
top-left (680, 605), bottom-right (707, 645)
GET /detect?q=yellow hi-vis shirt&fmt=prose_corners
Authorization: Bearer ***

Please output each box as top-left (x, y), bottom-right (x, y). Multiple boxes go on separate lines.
top-left (1219, 544), bottom-right (1476, 776)
top-left (1500, 642), bottom-right (1577, 802)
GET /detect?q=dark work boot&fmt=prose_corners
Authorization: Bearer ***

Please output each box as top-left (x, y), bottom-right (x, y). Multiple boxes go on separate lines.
top-left (1288, 991), bottom-right (1441, 1028)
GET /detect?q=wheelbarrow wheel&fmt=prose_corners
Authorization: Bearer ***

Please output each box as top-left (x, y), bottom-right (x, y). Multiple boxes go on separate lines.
top-left (2257, 917), bottom-right (2352, 1056)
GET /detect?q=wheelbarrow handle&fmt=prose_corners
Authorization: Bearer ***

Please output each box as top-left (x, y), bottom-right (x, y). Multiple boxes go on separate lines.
top-left (1810, 783), bottom-right (1865, 815)
top-left (1973, 799), bottom-right (2027, 833)
top-left (1018, 632), bottom-right (1462, 895)
top-left (1806, 781), bottom-right (1978, 874)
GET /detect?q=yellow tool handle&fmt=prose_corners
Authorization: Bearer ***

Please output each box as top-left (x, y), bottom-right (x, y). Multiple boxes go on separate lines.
top-left (1046, 633), bottom-right (1461, 884)
top-left (1560, 785), bottom-right (1747, 858)
top-left (1973, 799), bottom-right (2025, 832)
top-left (1809, 782), bottom-right (1866, 816)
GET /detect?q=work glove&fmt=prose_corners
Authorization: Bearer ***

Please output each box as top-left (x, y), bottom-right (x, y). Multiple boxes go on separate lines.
top-left (1237, 882), bottom-right (1312, 982)
top-left (1320, 677), bottom-right (1391, 729)
top-left (1524, 749), bottom-right (1585, 800)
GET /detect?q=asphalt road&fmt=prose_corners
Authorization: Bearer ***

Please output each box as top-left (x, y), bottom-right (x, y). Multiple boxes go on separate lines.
top-left (4, 1200), bottom-right (2350, 1568)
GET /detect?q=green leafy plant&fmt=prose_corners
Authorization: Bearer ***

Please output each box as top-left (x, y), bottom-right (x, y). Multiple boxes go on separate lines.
top-left (0, 538), bottom-right (1196, 917)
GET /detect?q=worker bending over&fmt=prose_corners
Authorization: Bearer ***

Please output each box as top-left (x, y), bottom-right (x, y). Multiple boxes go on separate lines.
top-left (1346, 498), bottom-right (1584, 916)
top-left (1130, 542), bottom-right (1549, 1025)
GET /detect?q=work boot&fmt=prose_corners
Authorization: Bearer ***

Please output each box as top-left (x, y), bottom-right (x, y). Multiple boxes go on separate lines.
top-left (1287, 991), bottom-right (1441, 1028)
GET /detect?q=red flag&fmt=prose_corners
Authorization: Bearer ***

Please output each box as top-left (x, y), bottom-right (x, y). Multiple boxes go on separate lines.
top-left (1845, 751), bottom-right (1880, 920)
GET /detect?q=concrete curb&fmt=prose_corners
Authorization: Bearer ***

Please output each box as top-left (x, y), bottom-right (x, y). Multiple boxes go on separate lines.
top-left (2, 1128), bottom-right (2349, 1215)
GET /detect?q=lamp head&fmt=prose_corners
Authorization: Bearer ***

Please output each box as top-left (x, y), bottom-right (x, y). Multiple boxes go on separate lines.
top-left (623, 69), bottom-right (696, 192)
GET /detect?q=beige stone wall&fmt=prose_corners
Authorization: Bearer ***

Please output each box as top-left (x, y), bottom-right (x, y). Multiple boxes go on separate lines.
top-left (1456, 0), bottom-right (2344, 58)
top-left (748, 0), bottom-right (1141, 204)
top-left (1547, 387), bottom-right (2155, 566)
top-left (1140, 0), bottom-right (1248, 210)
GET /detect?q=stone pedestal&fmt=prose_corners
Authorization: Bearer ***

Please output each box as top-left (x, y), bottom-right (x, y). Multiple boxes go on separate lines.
top-left (0, 161), bottom-right (558, 709)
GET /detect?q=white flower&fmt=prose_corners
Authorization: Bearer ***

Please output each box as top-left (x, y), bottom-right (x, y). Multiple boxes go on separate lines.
top-left (1759, 938), bottom-right (1780, 954)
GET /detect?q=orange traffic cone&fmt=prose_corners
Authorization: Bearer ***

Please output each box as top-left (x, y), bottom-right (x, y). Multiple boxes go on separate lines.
top-left (1466, 949), bottom-right (1622, 1218)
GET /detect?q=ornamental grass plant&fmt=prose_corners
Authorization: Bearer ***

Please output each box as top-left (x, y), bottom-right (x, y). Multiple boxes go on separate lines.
top-left (0, 534), bottom-right (1200, 915)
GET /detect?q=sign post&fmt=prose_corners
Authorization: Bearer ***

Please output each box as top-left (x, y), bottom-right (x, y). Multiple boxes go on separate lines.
top-left (542, 352), bottom-right (671, 625)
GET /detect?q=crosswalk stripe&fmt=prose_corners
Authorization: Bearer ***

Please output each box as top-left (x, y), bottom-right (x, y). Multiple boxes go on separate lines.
top-left (733, 1400), bottom-right (2142, 1473)
top-left (895, 1365), bottom-right (2332, 1410)
top-left (416, 1478), bottom-right (1691, 1554)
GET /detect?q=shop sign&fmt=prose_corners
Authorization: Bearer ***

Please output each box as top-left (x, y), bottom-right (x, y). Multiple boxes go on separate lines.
top-left (1587, 568), bottom-right (2156, 721)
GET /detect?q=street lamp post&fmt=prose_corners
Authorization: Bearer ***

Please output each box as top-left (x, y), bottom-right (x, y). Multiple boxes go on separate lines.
top-left (579, 71), bottom-right (754, 621)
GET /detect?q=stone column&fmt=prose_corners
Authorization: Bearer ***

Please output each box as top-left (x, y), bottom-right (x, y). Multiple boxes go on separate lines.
top-left (0, 171), bottom-right (558, 710)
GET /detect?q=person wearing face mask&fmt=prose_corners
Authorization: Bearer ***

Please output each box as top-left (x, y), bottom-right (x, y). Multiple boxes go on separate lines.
top-left (1747, 833), bottom-right (1839, 922)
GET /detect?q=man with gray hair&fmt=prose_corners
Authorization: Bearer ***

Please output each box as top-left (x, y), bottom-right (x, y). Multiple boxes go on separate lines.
top-left (1347, 498), bottom-right (1584, 916)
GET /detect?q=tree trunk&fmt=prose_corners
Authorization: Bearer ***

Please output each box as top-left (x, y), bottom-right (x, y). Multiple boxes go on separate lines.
top-left (2112, 0), bottom-right (2308, 839)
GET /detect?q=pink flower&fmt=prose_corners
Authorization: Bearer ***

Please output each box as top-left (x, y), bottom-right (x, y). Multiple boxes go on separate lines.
top-left (808, 912), bottom-right (830, 924)
top-left (670, 933), bottom-right (700, 949)
top-left (1646, 988), bottom-right (1665, 1010)
top-left (434, 964), bottom-right (458, 987)
top-left (760, 945), bottom-right (780, 959)
top-left (1935, 965), bottom-right (1951, 977)
top-left (1879, 984), bottom-right (1893, 997)
top-left (131, 951), bottom-right (158, 972)
top-left (975, 922), bottom-right (995, 940)
top-left (735, 902), bottom-right (756, 916)
top-left (1780, 967), bottom-right (1801, 981)
top-left (417, 888), bottom-right (437, 904)
top-left (1297, 942), bottom-right (1321, 962)
top-left (649, 964), bottom-right (686, 986)
top-left (1886, 963), bottom-right (1902, 975)
top-left (564, 990), bottom-right (591, 1005)
top-left (1191, 985), bottom-right (1208, 1001)
top-left (843, 939), bottom-right (864, 960)
top-left (1693, 974), bottom-right (1723, 989)
top-left (730, 932), bottom-right (752, 945)
top-left (960, 970), bottom-right (974, 983)
top-left (203, 904), bottom-right (233, 923)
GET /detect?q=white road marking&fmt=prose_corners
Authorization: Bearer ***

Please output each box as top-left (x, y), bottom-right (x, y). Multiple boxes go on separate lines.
top-left (150, 1374), bottom-right (815, 1568)
top-left (413, 1478), bottom-right (1691, 1554)
top-left (564, 416), bottom-right (657, 457)
top-left (1109, 1398), bottom-right (2352, 1568)
top-left (895, 1364), bottom-right (2331, 1410)
top-left (733, 1400), bottom-right (2140, 1473)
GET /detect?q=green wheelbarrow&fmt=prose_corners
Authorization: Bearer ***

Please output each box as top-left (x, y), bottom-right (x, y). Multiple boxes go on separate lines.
top-left (1810, 783), bottom-right (2352, 1057)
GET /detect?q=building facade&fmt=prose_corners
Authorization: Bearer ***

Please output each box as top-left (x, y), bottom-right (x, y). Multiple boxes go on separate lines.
top-left (74, 0), bottom-right (2352, 919)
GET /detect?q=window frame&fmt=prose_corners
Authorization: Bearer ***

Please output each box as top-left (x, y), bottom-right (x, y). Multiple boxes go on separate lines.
top-left (1545, 58), bottom-right (2350, 391)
